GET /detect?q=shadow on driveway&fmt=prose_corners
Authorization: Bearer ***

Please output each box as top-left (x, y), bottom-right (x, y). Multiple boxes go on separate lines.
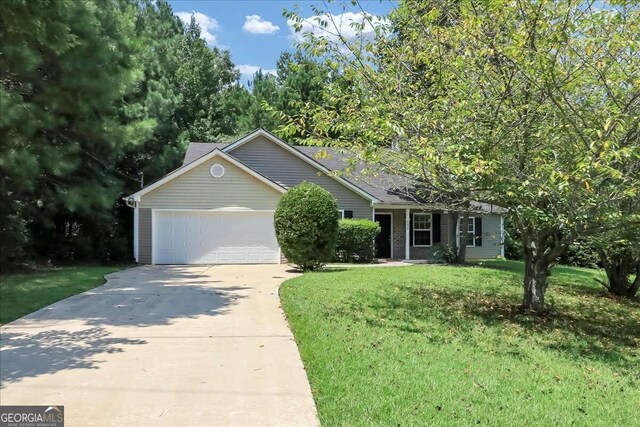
top-left (1, 266), bottom-right (247, 386)
top-left (0, 328), bottom-right (146, 385)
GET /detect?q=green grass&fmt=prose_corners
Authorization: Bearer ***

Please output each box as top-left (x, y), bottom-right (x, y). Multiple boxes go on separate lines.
top-left (0, 265), bottom-right (126, 324)
top-left (281, 260), bottom-right (639, 426)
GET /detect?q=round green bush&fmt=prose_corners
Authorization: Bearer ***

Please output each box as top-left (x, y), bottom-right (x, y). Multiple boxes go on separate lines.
top-left (274, 182), bottom-right (339, 271)
top-left (334, 219), bottom-right (381, 263)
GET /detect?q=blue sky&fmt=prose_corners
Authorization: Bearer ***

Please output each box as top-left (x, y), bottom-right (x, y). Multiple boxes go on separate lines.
top-left (168, 1), bottom-right (395, 84)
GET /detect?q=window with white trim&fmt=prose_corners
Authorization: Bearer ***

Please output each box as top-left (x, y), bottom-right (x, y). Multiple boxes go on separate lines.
top-left (413, 213), bottom-right (432, 246)
top-left (338, 210), bottom-right (353, 219)
top-left (459, 217), bottom-right (476, 246)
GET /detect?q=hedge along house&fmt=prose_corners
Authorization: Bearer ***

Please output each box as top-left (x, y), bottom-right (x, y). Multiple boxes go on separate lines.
top-left (125, 129), bottom-right (505, 264)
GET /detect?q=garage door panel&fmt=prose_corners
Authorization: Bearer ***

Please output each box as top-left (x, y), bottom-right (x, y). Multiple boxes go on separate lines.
top-left (153, 211), bottom-right (279, 264)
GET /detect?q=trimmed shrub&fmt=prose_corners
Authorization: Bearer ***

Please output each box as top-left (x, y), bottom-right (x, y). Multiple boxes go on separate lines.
top-left (334, 219), bottom-right (381, 263)
top-left (274, 182), bottom-right (339, 271)
top-left (433, 243), bottom-right (457, 264)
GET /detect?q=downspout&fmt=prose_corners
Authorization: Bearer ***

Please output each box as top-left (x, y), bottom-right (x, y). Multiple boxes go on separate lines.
top-left (124, 196), bottom-right (139, 262)
top-left (133, 205), bottom-right (139, 262)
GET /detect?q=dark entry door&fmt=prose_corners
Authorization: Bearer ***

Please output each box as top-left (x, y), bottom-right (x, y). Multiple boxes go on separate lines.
top-left (374, 214), bottom-right (392, 258)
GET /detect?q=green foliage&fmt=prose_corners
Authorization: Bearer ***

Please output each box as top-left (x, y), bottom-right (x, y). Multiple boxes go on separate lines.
top-left (1, 0), bottom-right (259, 266)
top-left (283, 0), bottom-right (640, 311)
top-left (1, 0), bottom-right (139, 264)
top-left (433, 243), bottom-right (457, 264)
top-left (281, 261), bottom-right (639, 426)
top-left (504, 232), bottom-right (524, 261)
top-left (238, 70), bottom-right (281, 131)
top-left (173, 16), bottom-right (239, 142)
top-left (560, 240), bottom-right (600, 269)
top-left (274, 182), bottom-right (339, 271)
top-left (334, 219), bottom-right (380, 263)
top-left (590, 221), bottom-right (640, 297)
top-left (232, 50), bottom-right (332, 136)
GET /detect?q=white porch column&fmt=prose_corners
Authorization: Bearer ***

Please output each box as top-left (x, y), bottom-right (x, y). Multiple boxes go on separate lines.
top-left (404, 208), bottom-right (410, 260)
top-left (500, 215), bottom-right (505, 258)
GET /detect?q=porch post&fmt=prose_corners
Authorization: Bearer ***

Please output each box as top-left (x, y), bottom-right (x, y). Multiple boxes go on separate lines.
top-left (500, 214), bottom-right (505, 258)
top-left (404, 208), bottom-right (410, 260)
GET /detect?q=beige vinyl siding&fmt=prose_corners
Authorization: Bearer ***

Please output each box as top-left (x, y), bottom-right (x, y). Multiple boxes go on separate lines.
top-left (230, 135), bottom-right (373, 219)
top-left (139, 157), bottom-right (282, 210)
top-left (466, 214), bottom-right (503, 259)
top-left (138, 208), bottom-right (152, 264)
top-left (136, 157), bottom-right (282, 264)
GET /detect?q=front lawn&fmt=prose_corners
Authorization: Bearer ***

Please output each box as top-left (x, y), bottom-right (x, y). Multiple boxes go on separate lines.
top-left (0, 265), bottom-right (126, 324)
top-left (281, 260), bottom-right (639, 426)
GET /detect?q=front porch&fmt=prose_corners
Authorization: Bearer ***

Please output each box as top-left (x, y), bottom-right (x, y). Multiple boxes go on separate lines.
top-left (373, 207), bottom-right (503, 261)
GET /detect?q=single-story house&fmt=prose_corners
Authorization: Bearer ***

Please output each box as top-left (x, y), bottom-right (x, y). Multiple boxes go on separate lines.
top-left (126, 129), bottom-right (504, 265)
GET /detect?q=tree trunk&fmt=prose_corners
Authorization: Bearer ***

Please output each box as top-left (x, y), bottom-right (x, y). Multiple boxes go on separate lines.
top-left (629, 263), bottom-right (640, 298)
top-left (605, 264), bottom-right (631, 296)
top-left (600, 251), bottom-right (639, 298)
top-left (522, 241), bottom-right (551, 312)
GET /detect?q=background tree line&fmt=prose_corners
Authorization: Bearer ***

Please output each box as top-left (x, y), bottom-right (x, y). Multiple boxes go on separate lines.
top-left (0, 0), bottom-right (329, 269)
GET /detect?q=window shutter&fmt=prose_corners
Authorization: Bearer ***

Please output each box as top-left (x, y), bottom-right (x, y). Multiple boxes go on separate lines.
top-left (432, 213), bottom-right (441, 243)
top-left (344, 210), bottom-right (353, 219)
top-left (409, 213), bottom-right (413, 246)
top-left (475, 217), bottom-right (483, 246)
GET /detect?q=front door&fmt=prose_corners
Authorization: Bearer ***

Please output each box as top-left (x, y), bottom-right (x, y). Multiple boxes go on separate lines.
top-left (374, 214), bottom-right (392, 258)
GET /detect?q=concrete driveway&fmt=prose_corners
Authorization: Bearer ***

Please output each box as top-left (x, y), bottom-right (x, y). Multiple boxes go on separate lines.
top-left (0, 265), bottom-right (318, 427)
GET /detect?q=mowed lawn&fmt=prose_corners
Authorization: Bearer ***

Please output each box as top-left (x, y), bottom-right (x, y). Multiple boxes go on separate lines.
top-left (281, 260), bottom-right (639, 426)
top-left (0, 265), bottom-right (126, 324)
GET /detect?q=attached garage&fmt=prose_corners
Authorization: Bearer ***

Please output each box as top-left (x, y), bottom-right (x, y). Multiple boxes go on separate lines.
top-left (128, 149), bottom-right (286, 265)
top-left (153, 210), bottom-right (279, 264)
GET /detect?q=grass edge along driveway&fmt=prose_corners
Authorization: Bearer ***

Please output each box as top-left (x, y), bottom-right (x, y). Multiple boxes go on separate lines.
top-left (1, 265), bottom-right (126, 324)
top-left (280, 260), bottom-right (639, 426)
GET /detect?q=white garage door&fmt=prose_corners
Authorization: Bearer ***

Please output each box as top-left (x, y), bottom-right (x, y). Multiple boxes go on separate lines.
top-left (153, 210), bottom-right (279, 264)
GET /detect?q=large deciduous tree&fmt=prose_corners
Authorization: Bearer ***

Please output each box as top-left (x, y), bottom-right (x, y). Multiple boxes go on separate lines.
top-left (282, 0), bottom-right (640, 312)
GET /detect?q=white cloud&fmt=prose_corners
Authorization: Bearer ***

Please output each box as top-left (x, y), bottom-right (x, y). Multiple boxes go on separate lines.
top-left (236, 64), bottom-right (277, 76)
top-left (288, 11), bottom-right (388, 45)
top-left (242, 15), bottom-right (280, 35)
top-left (175, 11), bottom-right (220, 46)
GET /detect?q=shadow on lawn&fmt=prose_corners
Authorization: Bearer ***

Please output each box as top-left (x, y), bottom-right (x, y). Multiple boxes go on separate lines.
top-left (470, 260), bottom-right (610, 296)
top-left (342, 284), bottom-right (639, 375)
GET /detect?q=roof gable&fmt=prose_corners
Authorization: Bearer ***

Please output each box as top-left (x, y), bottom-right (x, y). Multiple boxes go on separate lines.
top-left (178, 131), bottom-right (503, 212)
top-left (127, 148), bottom-right (286, 202)
top-left (183, 142), bottom-right (228, 165)
top-left (223, 129), bottom-right (379, 203)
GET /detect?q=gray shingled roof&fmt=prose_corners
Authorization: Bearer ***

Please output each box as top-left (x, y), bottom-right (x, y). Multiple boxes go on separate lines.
top-left (182, 141), bottom-right (504, 212)
top-left (183, 143), bottom-right (229, 165)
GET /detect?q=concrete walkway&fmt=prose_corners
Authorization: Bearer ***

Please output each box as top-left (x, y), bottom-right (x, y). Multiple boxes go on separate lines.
top-left (0, 265), bottom-right (318, 427)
